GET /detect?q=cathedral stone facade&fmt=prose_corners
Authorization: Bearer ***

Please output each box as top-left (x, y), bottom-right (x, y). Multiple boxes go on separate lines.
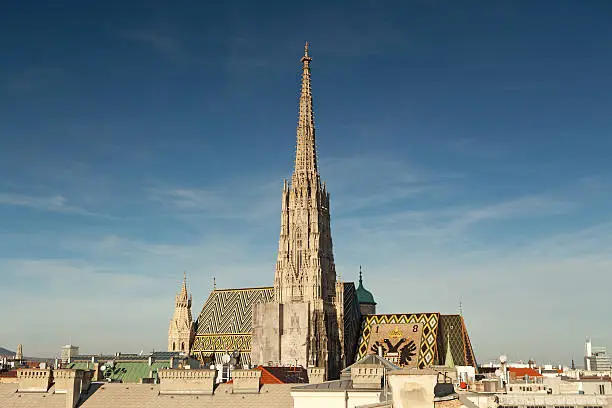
top-left (167, 274), bottom-right (195, 354)
top-left (174, 43), bottom-right (478, 378)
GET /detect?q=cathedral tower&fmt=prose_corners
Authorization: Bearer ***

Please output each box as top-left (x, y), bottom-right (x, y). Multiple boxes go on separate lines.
top-left (252, 43), bottom-right (343, 378)
top-left (168, 273), bottom-right (195, 353)
top-left (274, 42), bottom-right (336, 305)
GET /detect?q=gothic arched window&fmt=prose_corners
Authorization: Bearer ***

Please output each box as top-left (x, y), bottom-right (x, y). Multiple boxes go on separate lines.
top-left (172, 342), bottom-right (176, 351)
top-left (181, 342), bottom-right (185, 351)
top-left (296, 228), bottom-right (303, 271)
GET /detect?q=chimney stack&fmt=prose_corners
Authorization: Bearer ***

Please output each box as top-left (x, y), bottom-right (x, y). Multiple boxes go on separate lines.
top-left (307, 367), bottom-right (326, 384)
top-left (351, 364), bottom-right (384, 389)
top-left (53, 369), bottom-right (84, 408)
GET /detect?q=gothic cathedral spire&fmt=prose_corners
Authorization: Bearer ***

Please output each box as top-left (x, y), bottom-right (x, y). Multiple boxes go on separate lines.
top-left (275, 42), bottom-right (337, 304)
top-left (168, 273), bottom-right (195, 353)
top-left (267, 43), bottom-right (342, 376)
top-left (293, 41), bottom-right (318, 177)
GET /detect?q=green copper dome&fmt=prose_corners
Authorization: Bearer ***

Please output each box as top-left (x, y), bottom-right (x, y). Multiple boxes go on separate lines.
top-left (356, 267), bottom-right (376, 305)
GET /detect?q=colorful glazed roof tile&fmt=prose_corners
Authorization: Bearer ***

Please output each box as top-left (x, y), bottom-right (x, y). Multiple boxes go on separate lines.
top-left (355, 313), bottom-right (478, 369)
top-left (195, 287), bottom-right (274, 335)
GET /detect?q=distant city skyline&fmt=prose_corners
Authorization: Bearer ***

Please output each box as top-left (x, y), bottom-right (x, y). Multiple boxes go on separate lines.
top-left (1, 1), bottom-right (611, 363)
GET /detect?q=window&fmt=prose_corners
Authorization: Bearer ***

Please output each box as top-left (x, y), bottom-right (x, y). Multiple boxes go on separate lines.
top-left (181, 342), bottom-right (185, 351)
top-left (599, 384), bottom-right (605, 395)
top-left (172, 342), bottom-right (175, 351)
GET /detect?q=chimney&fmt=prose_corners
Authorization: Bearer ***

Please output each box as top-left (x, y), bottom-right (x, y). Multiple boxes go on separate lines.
top-left (307, 367), bottom-right (326, 384)
top-left (53, 369), bottom-right (84, 408)
top-left (158, 368), bottom-right (217, 395)
top-left (17, 368), bottom-right (52, 392)
top-left (350, 364), bottom-right (384, 389)
top-left (231, 369), bottom-right (261, 394)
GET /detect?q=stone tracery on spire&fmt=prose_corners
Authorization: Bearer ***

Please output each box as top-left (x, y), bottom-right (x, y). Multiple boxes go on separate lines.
top-left (293, 41), bottom-right (318, 178)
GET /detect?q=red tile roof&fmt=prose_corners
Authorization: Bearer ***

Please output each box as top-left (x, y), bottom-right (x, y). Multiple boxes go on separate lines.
top-left (0, 370), bottom-right (17, 378)
top-left (227, 366), bottom-right (308, 385)
top-left (508, 367), bottom-right (543, 377)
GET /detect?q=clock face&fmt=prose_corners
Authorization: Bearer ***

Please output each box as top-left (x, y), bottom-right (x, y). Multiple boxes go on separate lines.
top-left (366, 323), bottom-right (423, 368)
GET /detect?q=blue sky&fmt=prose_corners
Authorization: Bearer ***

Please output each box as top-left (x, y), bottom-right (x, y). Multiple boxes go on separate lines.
top-left (1, 0), bottom-right (611, 364)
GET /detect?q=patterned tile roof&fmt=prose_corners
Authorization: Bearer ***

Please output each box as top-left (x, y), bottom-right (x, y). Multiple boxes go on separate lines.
top-left (437, 315), bottom-right (478, 368)
top-left (355, 313), bottom-right (478, 369)
top-left (195, 287), bottom-right (274, 335)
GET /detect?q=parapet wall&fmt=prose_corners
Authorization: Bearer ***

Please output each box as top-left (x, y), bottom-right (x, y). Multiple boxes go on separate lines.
top-left (232, 369), bottom-right (261, 394)
top-left (158, 369), bottom-right (217, 395)
top-left (16, 368), bottom-right (52, 392)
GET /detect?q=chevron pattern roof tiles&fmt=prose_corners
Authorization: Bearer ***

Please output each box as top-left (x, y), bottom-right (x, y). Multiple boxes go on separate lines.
top-left (195, 287), bottom-right (274, 335)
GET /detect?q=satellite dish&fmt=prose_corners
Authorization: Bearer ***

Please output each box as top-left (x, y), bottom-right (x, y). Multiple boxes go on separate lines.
top-left (221, 354), bottom-right (231, 364)
top-left (499, 355), bottom-right (508, 364)
top-left (494, 370), bottom-right (501, 377)
top-left (210, 364), bottom-right (216, 370)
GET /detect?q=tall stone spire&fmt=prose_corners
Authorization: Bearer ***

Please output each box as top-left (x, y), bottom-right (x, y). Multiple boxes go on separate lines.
top-left (293, 41), bottom-right (318, 178)
top-left (168, 273), bottom-right (195, 353)
top-left (275, 42), bottom-right (336, 304)
top-left (255, 43), bottom-right (342, 377)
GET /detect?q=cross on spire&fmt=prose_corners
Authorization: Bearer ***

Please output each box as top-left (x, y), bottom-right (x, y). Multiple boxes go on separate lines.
top-left (359, 265), bottom-right (363, 285)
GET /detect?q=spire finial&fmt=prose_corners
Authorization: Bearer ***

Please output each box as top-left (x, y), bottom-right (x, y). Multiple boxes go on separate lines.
top-left (359, 265), bottom-right (363, 285)
top-left (213, 276), bottom-right (217, 290)
top-left (301, 41), bottom-right (312, 64)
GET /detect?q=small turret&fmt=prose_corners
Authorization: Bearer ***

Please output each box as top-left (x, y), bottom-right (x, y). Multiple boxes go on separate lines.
top-left (355, 266), bottom-right (376, 315)
top-left (168, 272), bottom-right (195, 354)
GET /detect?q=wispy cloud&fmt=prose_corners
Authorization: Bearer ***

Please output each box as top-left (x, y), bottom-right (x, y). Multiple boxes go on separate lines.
top-left (321, 154), bottom-right (462, 212)
top-left (0, 192), bottom-right (108, 217)
top-left (148, 177), bottom-right (282, 221)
